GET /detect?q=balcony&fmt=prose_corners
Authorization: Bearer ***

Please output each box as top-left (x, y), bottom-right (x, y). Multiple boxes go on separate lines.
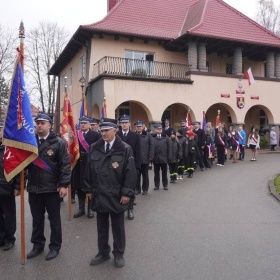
top-left (92, 56), bottom-right (193, 83)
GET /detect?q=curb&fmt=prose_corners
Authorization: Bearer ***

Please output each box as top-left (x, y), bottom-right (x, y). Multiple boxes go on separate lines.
top-left (268, 177), bottom-right (280, 202)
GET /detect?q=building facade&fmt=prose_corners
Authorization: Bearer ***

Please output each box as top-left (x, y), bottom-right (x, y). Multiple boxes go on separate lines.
top-left (50, 0), bottom-right (280, 142)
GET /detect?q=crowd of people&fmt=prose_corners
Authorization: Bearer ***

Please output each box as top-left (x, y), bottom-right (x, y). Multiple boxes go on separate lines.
top-left (0, 113), bottom-right (277, 268)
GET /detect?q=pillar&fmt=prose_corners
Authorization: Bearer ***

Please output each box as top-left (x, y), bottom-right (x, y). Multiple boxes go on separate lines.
top-left (232, 47), bottom-right (242, 75)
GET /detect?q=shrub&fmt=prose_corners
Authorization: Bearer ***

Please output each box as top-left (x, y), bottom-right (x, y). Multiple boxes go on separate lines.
top-left (259, 135), bottom-right (268, 149)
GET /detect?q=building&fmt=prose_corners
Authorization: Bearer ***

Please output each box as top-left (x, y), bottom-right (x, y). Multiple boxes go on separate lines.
top-left (49, 0), bottom-right (280, 142)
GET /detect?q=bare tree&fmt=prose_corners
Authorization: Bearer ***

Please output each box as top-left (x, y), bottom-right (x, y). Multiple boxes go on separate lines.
top-left (256, 0), bottom-right (280, 35)
top-left (25, 22), bottom-right (69, 114)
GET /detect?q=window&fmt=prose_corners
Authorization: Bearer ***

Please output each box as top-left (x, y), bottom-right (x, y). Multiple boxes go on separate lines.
top-left (226, 64), bottom-right (232, 74)
top-left (260, 109), bottom-right (268, 128)
top-left (79, 56), bottom-right (85, 79)
top-left (61, 74), bottom-right (66, 93)
top-left (125, 50), bottom-right (154, 75)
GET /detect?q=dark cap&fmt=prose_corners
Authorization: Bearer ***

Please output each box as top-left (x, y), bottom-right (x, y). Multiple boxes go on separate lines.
top-left (90, 118), bottom-right (100, 125)
top-left (193, 121), bottom-right (200, 125)
top-left (154, 123), bottom-right (162, 129)
top-left (164, 119), bottom-right (170, 123)
top-left (170, 130), bottom-right (176, 136)
top-left (181, 119), bottom-right (186, 123)
top-left (0, 119), bottom-right (4, 128)
top-left (34, 113), bottom-right (52, 123)
top-left (134, 120), bottom-right (144, 127)
top-left (119, 115), bottom-right (131, 122)
top-left (79, 116), bottom-right (91, 123)
top-left (99, 118), bottom-right (118, 130)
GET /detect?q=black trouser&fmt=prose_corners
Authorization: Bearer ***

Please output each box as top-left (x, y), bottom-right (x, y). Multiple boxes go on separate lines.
top-left (203, 147), bottom-right (211, 168)
top-left (0, 195), bottom-right (16, 245)
top-left (28, 192), bottom-right (62, 251)
top-left (154, 163), bottom-right (168, 188)
top-left (197, 145), bottom-right (205, 169)
top-left (136, 164), bottom-right (149, 193)
top-left (178, 159), bottom-right (185, 176)
top-left (168, 163), bottom-right (178, 180)
top-left (217, 145), bottom-right (225, 165)
top-left (97, 212), bottom-right (125, 258)
top-left (185, 153), bottom-right (196, 174)
top-left (239, 144), bottom-right (245, 159)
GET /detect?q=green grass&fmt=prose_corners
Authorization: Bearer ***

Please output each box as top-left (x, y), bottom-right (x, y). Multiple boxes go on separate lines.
top-left (274, 174), bottom-right (280, 194)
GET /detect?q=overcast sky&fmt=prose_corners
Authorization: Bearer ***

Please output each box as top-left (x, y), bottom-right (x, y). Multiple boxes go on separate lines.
top-left (1, 0), bottom-right (280, 35)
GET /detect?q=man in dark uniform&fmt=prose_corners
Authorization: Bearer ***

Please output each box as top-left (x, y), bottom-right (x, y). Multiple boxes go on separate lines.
top-left (84, 118), bottom-right (136, 268)
top-left (163, 119), bottom-right (174, 137)
top-left (0, 119), bottom-right (20, 251)
top-left (90, 118), bottom-right (100, 133)
top-left (193, 121), bottom-right (206, 171)
top-left (180, 119), bottom-right (188, 136)
top-left (152, 123), bottom-right (171, 190)
top-left (117, 115), bottom-right (141, 220)
top-left (134, 120), bottom-right (154, 195)
top-left (72, 116), bottom-right (101, 218)
top-left (26, 113), bottom-right (71, 261)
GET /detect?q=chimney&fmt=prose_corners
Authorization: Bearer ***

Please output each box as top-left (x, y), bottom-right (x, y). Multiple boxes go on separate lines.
top-left (108, 0), bottom-right (120, 12)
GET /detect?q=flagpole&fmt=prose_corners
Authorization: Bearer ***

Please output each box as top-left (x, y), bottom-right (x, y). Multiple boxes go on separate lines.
top-left (19, 21), bottom-right (26, 265)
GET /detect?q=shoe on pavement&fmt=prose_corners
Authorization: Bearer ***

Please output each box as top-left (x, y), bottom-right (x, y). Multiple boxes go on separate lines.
top-left (45, 250), bottom-right (59, 261)
top-left (3, 243), bottom-right (14, 251)
top-left (27, 248), bottom-right (44, 259)
top-left (163, 187), bottom-right (168, 190)
top-left (114, 256), bottom-right (125, 268)
top-left (142, 191), bottom-right (148, 195)
top-left (88, 210), bottom-right (95, 219)
top-left (154, 187), bottom-right (159, 190)
top-left (127, 209), bottom-right (134, 220)
top-left (90, 253), bottom-right (110, 266)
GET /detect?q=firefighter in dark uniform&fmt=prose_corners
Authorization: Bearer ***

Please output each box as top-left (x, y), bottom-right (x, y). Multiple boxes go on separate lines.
top-left (180, 119), bottom-right (188, 136)
top-left (0, 119), bottom-right (20, 251)
top-left (152, 123), bottom-right (171, 190)
top-left (72, 116), bottom-right (101, 218)
top-left (193, 121), bottom-right (205, 171)
top-left (163, 119), bottom-right (174, 137)
top-left (117, 115), bottom-right (141, 220)
top-left (134, 120), bottom-right (154, 195)
top-left (185, 130), bottom-right (199, 178)
top-left (26, 113), bottom-right (71, 261)
top-left (84, 118), bottom-right (136, 268)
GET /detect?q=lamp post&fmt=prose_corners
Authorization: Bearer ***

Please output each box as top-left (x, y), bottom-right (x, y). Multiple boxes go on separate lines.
top-left (79, 76), bottom-right (86, 97)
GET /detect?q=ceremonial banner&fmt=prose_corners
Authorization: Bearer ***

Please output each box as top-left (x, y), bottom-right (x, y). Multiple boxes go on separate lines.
top-left (244, 67), bottom-right (255, 85)
top-left (201, 111), bottom-right (207, 130)
top-left (61, 93), bottom-right (80, 170)
top-left (101, 98), bottom-right (107, 118)
top-left (215, 113), bottom-right (221, 128)
top-left (3, 60), bottom-right (38, 182)
top-left (186, 111), bottom-right (192, 128)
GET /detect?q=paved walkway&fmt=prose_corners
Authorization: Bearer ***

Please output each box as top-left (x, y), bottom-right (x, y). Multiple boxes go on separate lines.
top-left (2, 151), bottom-right (280, 280)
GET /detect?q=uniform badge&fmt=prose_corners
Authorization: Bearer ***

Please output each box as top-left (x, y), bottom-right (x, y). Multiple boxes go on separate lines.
top-left (47, 149), bottom-right (54, 156)
top-left (112, 162), bottom-right (119, 168)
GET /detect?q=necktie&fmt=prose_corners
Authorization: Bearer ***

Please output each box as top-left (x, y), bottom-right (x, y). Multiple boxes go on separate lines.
top-left (39, 139), bottom-right (45, 145)
top-left (123, 132), bottom-right (127, 140)
top-left (83, 132), bottom-right (86, 138)
top-left (105, 143), bottom-right (110, 154)
top-left (158, 135), bottom-right (161, 139)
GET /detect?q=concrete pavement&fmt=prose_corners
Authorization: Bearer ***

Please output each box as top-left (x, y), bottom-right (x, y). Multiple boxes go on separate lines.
top-left (2, 151), bottom-right (280, 280)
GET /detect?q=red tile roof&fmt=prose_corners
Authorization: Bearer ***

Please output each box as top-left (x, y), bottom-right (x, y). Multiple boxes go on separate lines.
top-left (82, 0), bottom-right (280, 47)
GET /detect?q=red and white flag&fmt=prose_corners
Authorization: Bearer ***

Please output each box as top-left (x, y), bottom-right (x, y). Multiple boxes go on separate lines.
top-left (244, 67), bottom-right (255, 85)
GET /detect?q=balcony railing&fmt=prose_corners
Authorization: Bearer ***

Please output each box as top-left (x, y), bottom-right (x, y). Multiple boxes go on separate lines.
top-left (92, 56), bottom-right (192, 81)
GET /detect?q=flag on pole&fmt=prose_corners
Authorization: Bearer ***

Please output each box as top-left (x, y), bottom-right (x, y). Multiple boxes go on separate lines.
top-left (3, 60), bottom-right (38, 182)
top-left (186, 111), bottom-right (192, 128)
top-left (101, 98), bottom-right (107, 118)
top-left (244, 67), bottom-right (255, 85)
top-left (201, 111), bottom-right (207, 130)
top-left (61, 93), bottom-right (80, 170)
top-left (79, 96), bottom-right (88, 120)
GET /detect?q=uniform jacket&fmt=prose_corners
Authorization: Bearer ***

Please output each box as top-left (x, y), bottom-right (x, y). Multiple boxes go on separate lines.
top-left (83, 135), bottom-right (137, 213)
top-left (193, 128), bottom-right (206, 147)
top-left (169, 139), bottom-right (182, 163)
top-left (152, 134), bottom-right (171, 164)
top-left (117, 130), bottom-right (141, 169)
top-left (137, 130), bottom-right (155, 164)
top-left (163, 126), bottom-right (174, 137)
top-left (0, 144), bottom-right (20, 196)
top-left (26, 132), bottom-right (71, 193)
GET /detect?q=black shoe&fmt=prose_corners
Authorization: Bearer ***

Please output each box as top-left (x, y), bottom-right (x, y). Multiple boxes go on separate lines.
top-left (73, 209), bottom-right (85, 218)
top-left (90, 253), bottom-right (110, 266)
top-left (27, 248), bottom-right (44, 259)
top-left (127, 209), bottom-right (134, 220)
top-left (45, 250), bottom-right (59, 261)
top-left (135, 190), bottom-right (141, 195)
top-left (189, 174), bottom-right (193, 178)
top-left (114, 256), bottom-right (125, 268)
top-left (201, 167), bottom-right (205, 171)
top-left (154, 187), bottom-right (159, 190)
top-left (3, 243), bottom-right (14, 251)
top-left (163, 187), bottom-right (168, 190)
top-left (133, 201), bottom-right (137, 206)
top-left (142, 191), bottom-right (148, 195)
top-left (88, 209), bottom-right (95, 219)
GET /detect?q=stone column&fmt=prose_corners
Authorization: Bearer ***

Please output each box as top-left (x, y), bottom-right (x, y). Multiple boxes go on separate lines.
top-left (275, 53), bottom-right (280, 78)
top-left (187, 42), bottom-right (198, 71)
top-left (266, 52), bottom-right (275, 78)
top-left (198, 43), bottom-right (207, 71)
top-left (232, 47), bottom-right (242, 75)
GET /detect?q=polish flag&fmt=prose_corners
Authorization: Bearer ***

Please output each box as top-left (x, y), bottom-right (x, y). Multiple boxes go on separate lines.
top-left (244, 67), bottom-right (255, 85)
